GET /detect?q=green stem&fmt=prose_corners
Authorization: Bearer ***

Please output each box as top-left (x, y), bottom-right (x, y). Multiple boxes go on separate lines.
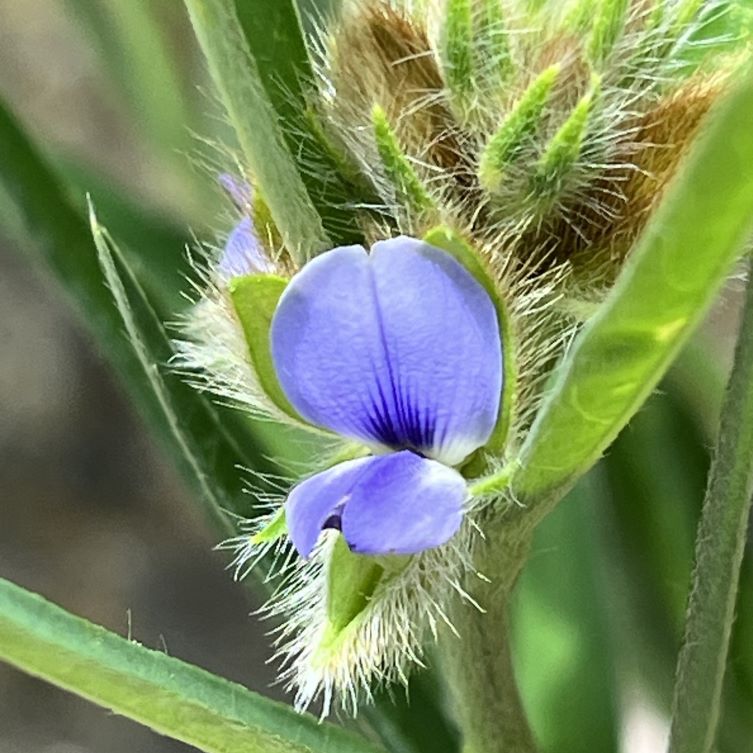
top-left (184, 0), bottom-right (328, 261)
top-left (668, 257), bottom-right (753, 753)
top-left (443, 524), bottom-right (538, 753)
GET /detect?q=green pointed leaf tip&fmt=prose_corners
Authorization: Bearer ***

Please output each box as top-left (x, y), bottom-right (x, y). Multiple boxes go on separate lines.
top-left (647, 0), bottom-right (665, 30)
top-left (478, 64), bottom-right (561, 193)
top-left (251, 505), bottom-right (287, 545)
top-left (532, 74), bottom-right (601, 198)
top-left (440, 0), bottom-right (473, 99)
top-left (514, 60), bottom-right (753, 502)
top-left (372, 104), bottom-right (434, 213)
top-left (587, 0), bottom-right (629, 65)
top-left (0, 578), bottom-right (383, 753)
top-left (422, 226), bottom-right (516, 464)
top-left (674, 0), bottom-right (704, 30)
top-left (229, 273), bottom-right (302, 421)
top-left (562, 0), bottom-right (599, 33)
top-left (475, 0), bottom-right (513, 90)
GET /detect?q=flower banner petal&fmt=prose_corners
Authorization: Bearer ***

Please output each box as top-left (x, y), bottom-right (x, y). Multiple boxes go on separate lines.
top-left (271, 237), bottom-right (502, 466)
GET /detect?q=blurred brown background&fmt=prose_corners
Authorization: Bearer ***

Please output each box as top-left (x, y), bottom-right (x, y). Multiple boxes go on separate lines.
top-left (0, 3), bottom-right (280, 751)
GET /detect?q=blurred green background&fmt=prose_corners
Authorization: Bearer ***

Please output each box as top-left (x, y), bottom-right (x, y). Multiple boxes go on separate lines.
top-left (0, 2), bottom-right (751, 753)
top-left (0, 4), bottom-right (281, 752)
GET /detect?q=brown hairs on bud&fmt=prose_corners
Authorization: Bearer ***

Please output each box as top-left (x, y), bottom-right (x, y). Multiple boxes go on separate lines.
top-left (323, 2), bottom-right (462, 173)
top-left (554, 73), bottom-right (729, 287)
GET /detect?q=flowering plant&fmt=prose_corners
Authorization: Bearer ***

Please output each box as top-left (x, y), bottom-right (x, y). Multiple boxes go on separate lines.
top-left (2, 1), bottom-right (753, 752)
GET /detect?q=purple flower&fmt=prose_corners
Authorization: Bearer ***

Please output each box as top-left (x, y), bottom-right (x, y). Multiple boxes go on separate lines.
top-left (271, 236), bottom-right (503, 558)
top-left (217, 173), bottom-right (274, 279)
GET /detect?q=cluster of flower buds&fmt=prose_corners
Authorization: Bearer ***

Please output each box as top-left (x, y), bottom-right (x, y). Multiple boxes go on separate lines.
top-left (176, 0), bottom-right (738, 714)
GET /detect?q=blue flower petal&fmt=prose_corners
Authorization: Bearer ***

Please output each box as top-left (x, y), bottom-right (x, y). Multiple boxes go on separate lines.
top-left (286, 451), bottom-right (466, 558)
top-left (286, 456), bottom-right (373, 559)
top-left (219, 172), bottom-right (252, 209)
top-left (341, 451), bottom-right (466, 555)
top-left (218, 216), bottom-right (274, 279)
top-left (271, 236), bottom-right (502, 466)
top-left (216, 173), bottom-right (273, 279)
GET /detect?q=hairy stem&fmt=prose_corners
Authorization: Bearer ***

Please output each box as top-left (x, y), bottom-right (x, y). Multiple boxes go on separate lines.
top-left (668, 257), bottom-right (753, 753)
top-left (443, 524), bottom-right (538, 753)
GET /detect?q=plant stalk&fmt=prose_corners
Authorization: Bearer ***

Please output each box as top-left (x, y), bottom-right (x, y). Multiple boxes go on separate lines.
top-left (443, 523), bottom-right (538, 753)
top-left (668, 256), bottom-right (753, 753)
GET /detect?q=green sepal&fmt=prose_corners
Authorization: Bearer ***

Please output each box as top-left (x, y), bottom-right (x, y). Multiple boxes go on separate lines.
top-left (587, 0), bottom-right (629, 66)
top-left (423, 226), bottom-right (516, 469)
top-left (673, 0), bottom-right (704, 30)
top-left (474, 0), bottom-right (513, 94)
top-left (228, 274), bottom-right (301, 421)
top-left (316, 538), bottom-right (411, 663)
top-left (372, 104), bottom-right (434, 214)
top-left (440, 0), bottom-right (474, 106)
top-left (478, 64), bottom-right (560, 193)
top-left (531, 74), bottom-right (601, 199)
top-left (562, 0), bottom-right (598, 33)
top-left (250, 505), bottom-right (287, 546)
top-left (324, 537), bottom-right (385, 643)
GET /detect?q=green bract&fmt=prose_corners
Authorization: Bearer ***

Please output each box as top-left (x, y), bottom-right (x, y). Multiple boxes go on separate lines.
top-left (229, 274), bottom-right (300, 421)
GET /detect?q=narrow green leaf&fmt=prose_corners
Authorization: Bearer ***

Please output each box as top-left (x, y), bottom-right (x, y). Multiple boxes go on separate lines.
top-left (513, 59), bottom-right (753, 506)
top-left (0, 578), bottom-right (384, 753)
top-left (233, 0), bottom-right (365, 246)
top-left (185, 0), bottom-right (329, 261)
top-left (478, 64), bottom-right (560, 193)
top-left (54, 154), bottom-right (193, 312)
top-left (669, 258), bottom-right (753, 753)
top-left (373, 104), bottom-right (434, 214)
top-left (0, 99), bottom-right (269, 532)
top-left (232, 0), bottom-right (309, 129)
top-left (91, 206), bottom-right (240, 531)
top-left (229, 274), bottom-right (302, 421)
